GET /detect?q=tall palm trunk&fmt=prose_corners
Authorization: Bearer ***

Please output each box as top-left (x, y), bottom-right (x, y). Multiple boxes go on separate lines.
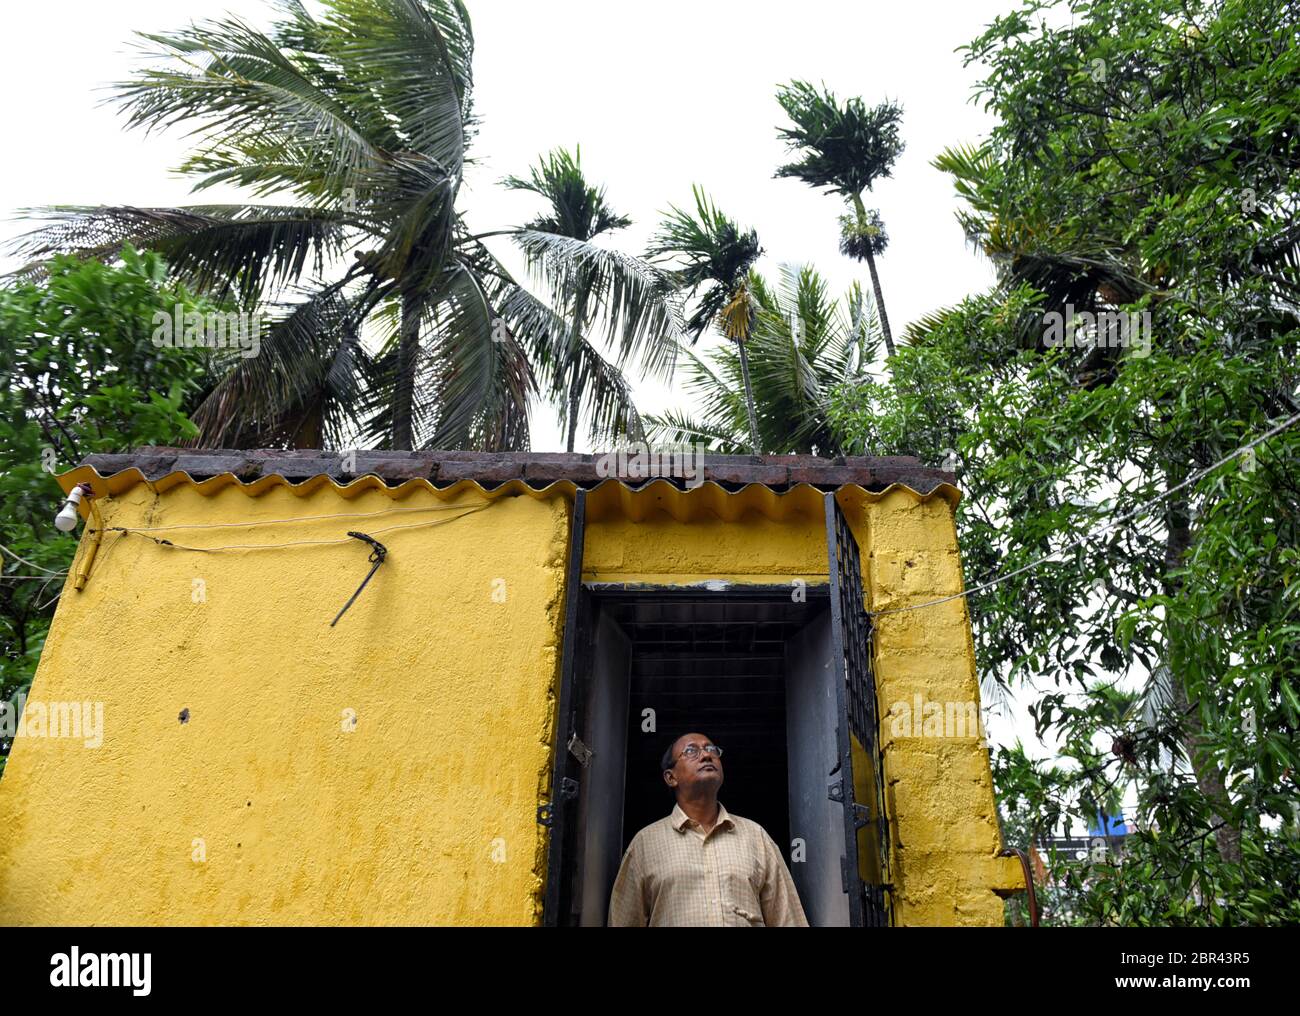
top-left (852, 193), bottom-right (895, 358)
top-left (563, 290), bottom-right (590, 453)
top-left (392, 291), bottom-right (422, 451)
top-left (565, 372), bottom-right (582, 452)
top-left (736, 338), bottom-right (762, 456)
top-left (863, 249), bottom-right (895, 358)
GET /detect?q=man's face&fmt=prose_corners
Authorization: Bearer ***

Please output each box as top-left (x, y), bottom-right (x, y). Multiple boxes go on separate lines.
top-left (664, 732), bottom-right (723, 794)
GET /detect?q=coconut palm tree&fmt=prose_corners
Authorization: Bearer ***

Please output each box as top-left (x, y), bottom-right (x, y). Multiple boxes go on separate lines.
top-left (504, 147), bottom-right (678, 451)
top-left (647, 187), bottom-right (764, 455)
top-left (8, 0), bottom-right (681, 452)
top-left (775, 81), bottom-right (904, 358)
top-left (646, 264), bottom-right (878, 455)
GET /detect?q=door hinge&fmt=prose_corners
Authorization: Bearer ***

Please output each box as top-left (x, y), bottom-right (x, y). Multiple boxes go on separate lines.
top-left (568, 733), bottom-right (593, 767)
top-left (536, 777), bottom-right (581, 828)
top-left (829, 783), bottom-right (871, 829)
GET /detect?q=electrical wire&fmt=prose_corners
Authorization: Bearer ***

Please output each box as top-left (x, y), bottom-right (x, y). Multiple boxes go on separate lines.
top-left (0, 542), bottom-right (66, 575)
top-left (867, 408), bottom-right (1300, 619)
top-left (107, 504), bottom-right (491, 554)
top-left (93, 499), bottom-right (489, 535)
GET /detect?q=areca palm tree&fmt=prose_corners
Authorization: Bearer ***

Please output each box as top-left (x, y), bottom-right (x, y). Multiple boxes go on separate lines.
top-left (648, 187), bottom-right (764, 455)
top-left (504, 147), bottom-right (678, 451)
top-left (9, 0), bottom-right (680, 452)
top-left (647, 264), bottom-right (879, 454)
top-left (775, 81), bottom-right (904, 358)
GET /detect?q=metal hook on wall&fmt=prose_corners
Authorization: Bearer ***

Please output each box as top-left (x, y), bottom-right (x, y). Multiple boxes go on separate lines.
top-left (330, 531), bottom-right (388, 627)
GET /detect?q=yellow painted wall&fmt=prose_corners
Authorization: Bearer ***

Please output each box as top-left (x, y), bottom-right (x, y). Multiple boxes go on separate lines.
top-left (0, 473), bottom-right (1022, 926)
top-left (0, 480), bottom-right (569, 925)
top-left (842, 486), bottom-right (1024, 924)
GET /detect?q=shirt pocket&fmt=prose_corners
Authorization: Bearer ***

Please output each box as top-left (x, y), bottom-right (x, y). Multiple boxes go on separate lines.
top-left (723, 852), bottom-right (766, 924)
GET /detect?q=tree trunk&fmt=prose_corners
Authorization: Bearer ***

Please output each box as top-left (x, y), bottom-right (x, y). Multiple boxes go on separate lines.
top-left (1163, 477), bottom-right (1243, 864)
top-left (290, 407), bottom-right (323, 450)
top-left (736, 338), bottom-right (761, 456)
top-left (563, 290), bottom-right (590, 453)
top-left (392, 292), bottom-right (421, 451)
top-left (565, 376), bottom-right (581, 453)
top-left (863, 249), bottom-right (895, 360)
top-left (564, 316), bottom-right (583, 454)
top-left (851, 193), bottom-right (896, 358)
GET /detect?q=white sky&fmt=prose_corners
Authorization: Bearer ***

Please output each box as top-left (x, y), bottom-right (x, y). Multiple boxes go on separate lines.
top-left (2, 1), bottom-right (1111, 804)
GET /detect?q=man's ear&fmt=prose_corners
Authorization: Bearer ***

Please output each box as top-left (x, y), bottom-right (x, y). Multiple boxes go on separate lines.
top-left (663, 770), bottom-right (676, 788)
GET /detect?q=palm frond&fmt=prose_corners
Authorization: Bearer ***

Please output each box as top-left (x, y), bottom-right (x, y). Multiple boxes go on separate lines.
top-left (572, 338), bottom-right (647, 447)
top-left (418, 256), bottom-right (533, 450)
top-left (492, 273), bottom-right (647, 447)
top-left (830, 280), bottom-right (882, 375)
top-left (512, 229), bottom-right (686, 379)
top-left (117, 10), bottom-right (388, 196)
top-left (901, 303), bottom-right (962, 348)
top-left (503, 147), bottom-right (631, 241)
top-left (644, 409), bottom-right (746, 452)
top-left (189, 280), bottom-right (374, 448)
top-left (325, 0), bottom-right (474, 177)
top-left (656, 266), bottom-right (874, 455)
top-left (9, 204), bottom-right (350, 304)
top-left (774, 80), bottom-right (905, 198)
top-left (647, 186), bottom-right (762, 341)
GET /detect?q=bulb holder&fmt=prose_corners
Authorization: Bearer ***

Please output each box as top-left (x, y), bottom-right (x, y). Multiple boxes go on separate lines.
top-left (55, 483), bottom-right (93, 532)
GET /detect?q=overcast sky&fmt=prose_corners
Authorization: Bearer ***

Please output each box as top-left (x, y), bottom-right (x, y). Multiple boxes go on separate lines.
top-left (1, 1), bottom-right (1096, 780)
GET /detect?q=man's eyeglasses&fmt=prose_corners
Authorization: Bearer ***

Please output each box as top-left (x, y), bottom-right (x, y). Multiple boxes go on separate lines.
top-left (675, 744), bottom-right (723, 763)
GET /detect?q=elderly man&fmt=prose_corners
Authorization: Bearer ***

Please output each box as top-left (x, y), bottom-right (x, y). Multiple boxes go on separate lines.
top-left (608, 731), bottom-right (809, 927)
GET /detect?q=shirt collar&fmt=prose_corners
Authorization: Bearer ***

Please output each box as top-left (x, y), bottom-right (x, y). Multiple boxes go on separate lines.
top-left (671, 800), bottom-right (733, 834)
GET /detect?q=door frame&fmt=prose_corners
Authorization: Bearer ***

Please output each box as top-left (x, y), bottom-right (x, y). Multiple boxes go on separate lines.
top-left (541, 490), bottom-right (890, 926)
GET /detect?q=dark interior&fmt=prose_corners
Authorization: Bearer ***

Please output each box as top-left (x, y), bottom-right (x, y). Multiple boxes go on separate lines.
top-left (602, 592), bottom-right (828, 853)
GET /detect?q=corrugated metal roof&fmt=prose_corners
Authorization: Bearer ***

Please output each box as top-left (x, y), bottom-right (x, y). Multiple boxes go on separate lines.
top-left (65, 447), bottom-right (954, 491)
top-left (56, 448), bottom-right (961, 521)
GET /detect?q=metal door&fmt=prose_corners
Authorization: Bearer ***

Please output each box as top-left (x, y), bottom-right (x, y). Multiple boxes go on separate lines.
top-left (540, 490), bottom-right (590, 926)
top-left (824, 492), bottom-right (892, 926)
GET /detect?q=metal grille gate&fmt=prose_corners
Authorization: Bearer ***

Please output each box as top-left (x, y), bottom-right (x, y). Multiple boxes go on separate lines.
top-left (825, 492), bottom-right (892, 927)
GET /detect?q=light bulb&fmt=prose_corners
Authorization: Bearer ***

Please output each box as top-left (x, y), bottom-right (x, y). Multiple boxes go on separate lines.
top-left (55, 486), bottom-right (86, 532)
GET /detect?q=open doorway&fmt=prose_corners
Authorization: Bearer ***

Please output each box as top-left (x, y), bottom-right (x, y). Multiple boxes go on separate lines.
top-left (554, 585), bottom-right (871, 927)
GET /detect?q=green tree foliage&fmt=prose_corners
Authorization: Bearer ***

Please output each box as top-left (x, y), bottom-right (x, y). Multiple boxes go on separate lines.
top-left (830, 0), bottom-right (1300, 924)
top-left (0, 249), bottom-right (213, 777)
